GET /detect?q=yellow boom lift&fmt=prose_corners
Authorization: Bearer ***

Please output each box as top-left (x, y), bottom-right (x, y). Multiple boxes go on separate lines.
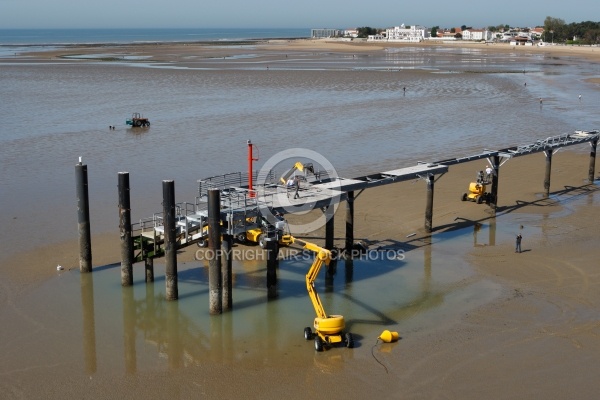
top-left (279, 161), bottom-right (315, 185)
top-left (289, 236), bottom-right (354, 351)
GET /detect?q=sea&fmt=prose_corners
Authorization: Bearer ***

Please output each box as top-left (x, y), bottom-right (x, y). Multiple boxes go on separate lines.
top-left (0, 27), bottom-right (311, 45)
top-left (0, 29), bottom-right (598, 385)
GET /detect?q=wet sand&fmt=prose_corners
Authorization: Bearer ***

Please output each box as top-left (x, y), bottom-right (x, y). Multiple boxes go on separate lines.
top-left (10, 38), bottom-right (600, 66)
top-left (1, 143), bottom-right (599, 398)
top-left (1, 40), bottom-right (600, 398)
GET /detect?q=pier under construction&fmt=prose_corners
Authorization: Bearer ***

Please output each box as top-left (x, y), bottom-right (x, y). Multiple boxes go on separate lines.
top-left (76, 129), bottom-right (598, 306)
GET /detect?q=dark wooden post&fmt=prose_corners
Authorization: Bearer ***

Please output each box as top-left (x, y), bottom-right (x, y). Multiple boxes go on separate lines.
top-left (208, 189), bottom-right (222, 314)
top-left (145, 258), bottom-right (154, 282)
top-left (222, 234), bottom-right (233, 311)
top-left (589, 139), bottom-right (597, 182)
top-left (490, 155), bottom-right (500, 210)
top-left (76, 159), bottom-right (92, 272)
top-left (163, 180), bottom-right (178, 301)
top-left (424, 174), bottom-right (434, 233)
top-left (325, 206), bottom-right (334, 250)
top-left (345, 191), bottom-right (354, 258)
top-left (118, 172), bottom-right (133, 286)
top-left (544, 150), bottom-right (553, 197)
top-left (266, 238), bottom-right (278, 299)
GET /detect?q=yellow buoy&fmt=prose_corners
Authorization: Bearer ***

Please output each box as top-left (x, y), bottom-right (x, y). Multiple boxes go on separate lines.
top-left (378, 329), bottom-right (399, 343)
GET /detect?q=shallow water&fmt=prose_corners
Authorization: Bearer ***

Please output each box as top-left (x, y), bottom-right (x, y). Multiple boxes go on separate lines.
top-left (3, 222), bottom-right (504, 375)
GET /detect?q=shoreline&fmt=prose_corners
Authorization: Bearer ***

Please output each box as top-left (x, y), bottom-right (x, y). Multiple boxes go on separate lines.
top-left (6, 38), bottom-right (600, 65)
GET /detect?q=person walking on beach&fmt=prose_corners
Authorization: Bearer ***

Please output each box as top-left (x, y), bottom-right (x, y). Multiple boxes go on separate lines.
top-left (293, 176), bottom-right (300, 199)
top-left (515, 234), bottom-right (522, 253)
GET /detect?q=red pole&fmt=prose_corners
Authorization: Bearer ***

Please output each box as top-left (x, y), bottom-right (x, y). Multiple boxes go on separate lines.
top-left (247, 140), bottom-right (253, 192)
top-left (247, 140), bottom-right (258, 196)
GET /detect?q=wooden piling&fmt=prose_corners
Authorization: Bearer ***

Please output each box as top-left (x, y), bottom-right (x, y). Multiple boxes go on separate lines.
top-left (145, 258), bottom-right (154, 283)
top-left (325, 205), bottom-right (334, 250)
top-left (208, 189), bottom-right (222, 314)
top-left (118, 172), bottom-right (133, 286)
top-left (266, 238), bottom-right (278, 299)
top-left (589, 139), bottom-right (597, 182)
top-left (345, 191), bottom-right (354, 257)
top-left (490, 155), bottom-right (500, 209)
top-left (544, 150), bottom-right (553, 197)
top-left (424, 174), bottom-right (434, 233)
top-left (222, 234), bottom-right (233, 311)
top-left (76, 160), bottom-right (92, 273)
top-left (163, 180), bottom-right (178, 301)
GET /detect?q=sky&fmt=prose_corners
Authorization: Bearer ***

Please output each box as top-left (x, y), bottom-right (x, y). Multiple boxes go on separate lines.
top-left (0, 0), bottom-right (597, 29)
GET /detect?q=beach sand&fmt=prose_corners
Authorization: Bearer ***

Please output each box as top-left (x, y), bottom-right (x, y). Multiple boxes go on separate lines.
top-left (1, 40), bottom-right (600, 398)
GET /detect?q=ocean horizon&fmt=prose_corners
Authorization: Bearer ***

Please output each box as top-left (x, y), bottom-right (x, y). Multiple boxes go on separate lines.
top-left (0, 27), bottom-right (311, 46)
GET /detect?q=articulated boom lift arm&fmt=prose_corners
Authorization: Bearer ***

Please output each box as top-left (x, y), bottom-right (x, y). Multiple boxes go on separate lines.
top-left (279, 162), bottom-right (315, 185)
top-left (290, 237), bottom-right (330, 320)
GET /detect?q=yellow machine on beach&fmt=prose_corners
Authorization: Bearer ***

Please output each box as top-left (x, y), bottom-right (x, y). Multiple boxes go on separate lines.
top-left (461, 171), bottom-right (492, 204)
top-left (461, 181), bottom-right (491, 204)
top-left (289, 236), bottom-right (354, 351)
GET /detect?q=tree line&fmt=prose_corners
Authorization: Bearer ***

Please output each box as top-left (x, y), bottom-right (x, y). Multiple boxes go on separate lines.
top-left (543, 17), bottom-right (600, 44)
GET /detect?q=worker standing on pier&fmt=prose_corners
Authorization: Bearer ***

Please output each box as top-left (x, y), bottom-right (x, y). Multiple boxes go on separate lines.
top-left (294, 176), bottom-right (301, 199)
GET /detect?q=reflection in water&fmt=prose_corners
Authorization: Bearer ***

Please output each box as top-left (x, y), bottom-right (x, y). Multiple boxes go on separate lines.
top-left (167, 301), bottom-right (183, 369)
top-left (344, 258), bottom-right (353, 286)
top-left (80, 272), bottom-right (96, 375)
top-left (423, 237), bottom-right (432, 292)
top-left (122, 286), bottom-right (136, 374)
top-left (76, 225), bottom-right (503, 374)
top-left (473, 220), bottom-right (497, 247)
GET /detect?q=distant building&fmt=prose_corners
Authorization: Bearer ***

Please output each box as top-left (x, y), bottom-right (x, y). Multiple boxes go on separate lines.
top-left (461, 29), bottom-right (493, 41)
top-left (311, 29), bottom-right (342, 38)
top-left (367, 33), bottom-right (386, 41)
top-left (433, 28), bottom-right (461, 40)
top-left (386, 24), bottom-right (429, 42)
top-left (344, 29), bottom-right (359, 38)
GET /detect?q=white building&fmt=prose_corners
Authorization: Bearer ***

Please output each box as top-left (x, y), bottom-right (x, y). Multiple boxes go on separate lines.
top-left (386, 24), bottom-right (429, 42)
top-left (461, 29), bottom-right (492, 41)
top-left (367, 33), bottom-right (386, 41)
top-left (344, 29), bottom-right (359, 38)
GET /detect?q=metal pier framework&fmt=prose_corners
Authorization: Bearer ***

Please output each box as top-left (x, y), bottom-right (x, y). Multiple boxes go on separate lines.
top-left (115, 129), bottom-right (598, 300)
